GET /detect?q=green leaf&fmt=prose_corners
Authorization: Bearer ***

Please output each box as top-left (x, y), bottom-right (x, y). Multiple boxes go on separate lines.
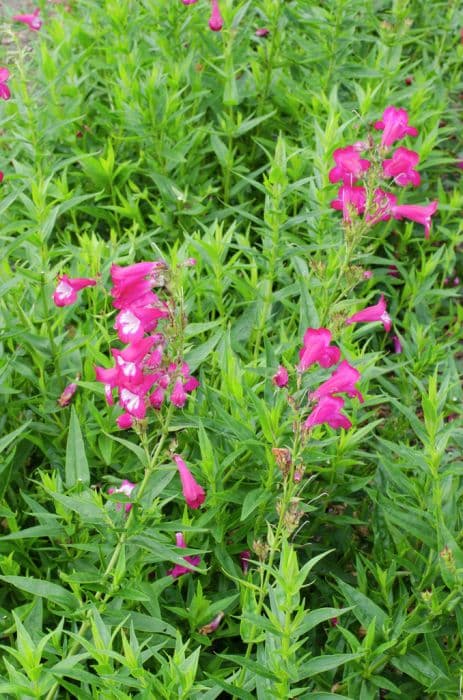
top-left (65, 407), bottom-right (90, 488)
top-left (298, 653), bottom-right (363, 680)
top-left (336, 579), bottom-right (389, 632)
top-left (0, 575), bottom-right (77, 610)
top-left (0, 422), bottom-right (31, 454)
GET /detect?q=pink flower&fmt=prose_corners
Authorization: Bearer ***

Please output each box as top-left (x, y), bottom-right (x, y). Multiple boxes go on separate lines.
top-left (255, 28), bottom-right (270, 37)
top-left (345, 294), bottom-right (392, 332)
top-left (108, 479), bottom-right (136, 513)
top-left (0, 68), bottom-right (10, 100)
top-left (149, 386), bottom-right (165, 410)
top-left (391, 200), bottom-right (438, 239)
top-left (13, 8), bottom-right (42, 31)
top-left (168, 532), bottom-right (201, 578)
top-left (392, 335), bottom-right (402, 354)
top-left (209, 0), bottom-right (223, 31)
top-left (170, 378), bottom-right (188, 408)
top-left (329, 146), bottom-right (370, 185)
top-left (173, 454), bottom-right (206, 509)
top-left (374, 106), bottom-right (418, 149)
top-left (57, 382), bottom-right (78, 407)
top-left (311, 360), bottom-right (363, 403)
top-left (53, 274), bottom-right (96, 307)
top-left (298, 328), bottom-right (340, 371)
top-left (331, 185), bottom-right (366, 222)
top-left (382, 147), bottom-right (420, 187)
top-left (182, 0), bottom-right (199, 4)
top-left (304, 395), bottom-right (352, 431)
top-left (0, 172), bottom-right (3, 184)
top-left (273, 365), bottom-right (289, 388)
top-left (363, 270), bottom-right (373, 280)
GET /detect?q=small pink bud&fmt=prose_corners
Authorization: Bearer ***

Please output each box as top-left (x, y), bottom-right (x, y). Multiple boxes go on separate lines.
top-left (209, 0), bottom-right (223, 31)
top-left (255, 28), bottom-right (270, 37)
top-left (392, 335), bottom-right (403, 354)
top-left (240, 550), bottom-right (251, 574)
top-left (272, 365), bottom-right (288, 388)
top-left (57, 381), bottom-right (78, 407)
top-left (363, 270), bottom-right (373, 280)
top-left (170, 378), bottom-right (188, 408)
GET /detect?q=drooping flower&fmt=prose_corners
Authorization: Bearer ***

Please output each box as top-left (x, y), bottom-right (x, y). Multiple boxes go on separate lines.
top-left (298, 328), bottom-right (340, 371)
top-left (13, 8), bottom-right (42, 31)
top-left (391, 200), bottom-right (438, 239)
top-left (304, 395), bottom-right (352, 431)
top-left (108, 479), bottom-right (136, 513)
top-left (330, 185), bottom-right (366, 222)
top-left (311, 360), bottom-right (363, 403)
top-left (382, 147), bottom-right (420, 187)
top-left (209, 0), bottom-right (223, 31)
top-left (199, 611), bottom-right (224, 634)
top-left (345, 294), bottom-right (392, 332)
top-left (329, 146), bottom-right (370, 185)
top-left (53, 274), bottom-right (96, 307)
top-left (173, 454), bottom-right (206, 509)
top-left (374, 106), bottom-right (418, 149)
top-left (272, 365), bottom-right (289, 388)
top-left (57, 382), bottom-right (78, 407)
top-left (0, 68), bottom-right (11, 101)
top-left (168, 532), bottom-right (201, 578)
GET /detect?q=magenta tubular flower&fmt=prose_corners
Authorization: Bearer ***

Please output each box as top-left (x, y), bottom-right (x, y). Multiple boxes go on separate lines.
top-left (108, 479), bottom-right (136, 512)
top-left (0, 172), bottom-right (3, 184)
top-left (255, 28), bottom-right (270, 37)
top-left (329, 146), bottom-right (370, 185)
top-left (331, 185), bottom-right (366, 222)
top-left (304, 395), bottom-right (352, 431)
top-left (53, 274), bottom-right (96, 307)
top-left (298, 328), bottom-right (340, 371)
top-left (374, 106), bottom-right (418, 149)
top-left (13, 8), bottom-right (42, 31)
top-left (345, 294), bottom-right (391, 332)
top-left (150, 386), bottom-right (165, 409)
top-left (391, 200), bottom-right (438, 239)
top-left (311, 360), bottom-right (363, 403)
top-left (173, 454), bottom-right (206, 509)
top-left (57, 382), bottom-right (78, 407)
top-left (273, 365), bottom-right (289, 388)
top-left (209, 0), bottom-right (223, 31)
top-left (168, 532), bottom-right (201, 578)
top-left (0, 68), bottom-right (10, 100)
top-left (382, 147), bottom-right (420, 187)
top-left (182, 0), bottom-right (199, 4)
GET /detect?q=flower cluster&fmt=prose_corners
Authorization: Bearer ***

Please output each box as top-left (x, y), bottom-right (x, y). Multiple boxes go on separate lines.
top-left (273, 328), bottom-right (363, 432)
top-left (330, 106), bottom-right (438, 238)
top-left (94, 262), bottom-right (200, 429)
top-left (181, 0), bottom-right (224, 32)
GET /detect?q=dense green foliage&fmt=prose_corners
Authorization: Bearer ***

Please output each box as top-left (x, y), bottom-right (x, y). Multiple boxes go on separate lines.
top-left (0, 0), bottom-right (462, 698)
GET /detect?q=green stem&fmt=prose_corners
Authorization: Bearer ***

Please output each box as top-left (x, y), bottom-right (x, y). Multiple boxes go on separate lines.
top-left (44, 412), bottom-right (172, 700)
